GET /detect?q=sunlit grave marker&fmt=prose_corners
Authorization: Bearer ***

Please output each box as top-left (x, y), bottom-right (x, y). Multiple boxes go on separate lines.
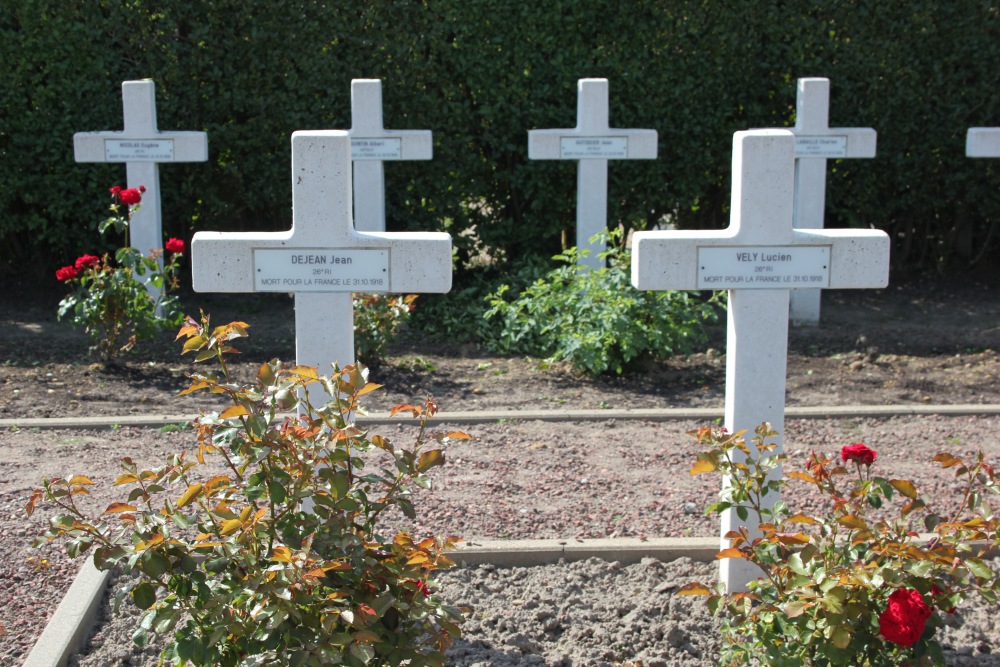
top-left (191, 131), bottom-right (451, 400)
top-left (785, 77), bottom-right (877, 326)
top-left (348, 79), bottom-right (432, 232)
top-left (74, 79), bottom-right (208, 308)
top-left (528, 78), bottom-right (657, 270)
top-left (967, 126), bottom-right (1000, 158)
top-left (631, 129), bottom-right (889, 592)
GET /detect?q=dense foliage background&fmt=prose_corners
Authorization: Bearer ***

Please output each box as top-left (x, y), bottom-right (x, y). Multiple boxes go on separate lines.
top-left (2, 1), bottom-right (998, 286)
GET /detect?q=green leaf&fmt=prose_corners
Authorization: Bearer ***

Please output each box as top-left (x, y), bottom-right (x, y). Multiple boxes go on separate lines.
top-left (349, 642), bottom-right (375, 664)
top-left (268, 480), bottom-right (287, 505)
top-left (831, 624), bottom-right (852, 649)
top-left (966, 558), bottom-right (994, 580)
top-left (140, 550), bottom-right (170, 578)
top-left (132, 582), bottom-right (156, 610)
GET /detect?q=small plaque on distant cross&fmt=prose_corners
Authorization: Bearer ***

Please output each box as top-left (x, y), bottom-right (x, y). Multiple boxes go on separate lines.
top-left (351, 138), bottom-right (403, 160)
top-left (794, 135), bottom-right (847, 158)
top-left (697, 245), bottom-right (831, 289)
top-left (104, 138), bottom-right (175, 162)
top-left (559, 136), bottom-right (629, 159)
top-left (253, 248), bottom-right (390, 292)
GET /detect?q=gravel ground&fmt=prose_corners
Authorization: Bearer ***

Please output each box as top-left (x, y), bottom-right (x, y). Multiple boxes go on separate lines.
top-left (5, 414), bottom-right (1000, 665)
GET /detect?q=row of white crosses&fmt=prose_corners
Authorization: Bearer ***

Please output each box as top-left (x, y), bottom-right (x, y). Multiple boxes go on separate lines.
top-left (73, 80), bottom-right (209, 309)
top-left (75, 79), bottom-right (995, 593)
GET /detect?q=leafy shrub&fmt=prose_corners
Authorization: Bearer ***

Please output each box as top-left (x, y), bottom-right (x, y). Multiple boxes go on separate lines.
top-left (683, 424), bottom-right (1000, 667)
top-left (483, 233), bottom-right (721, 376)
top-left (28, 315), bottom-right (468, 666)
top-left (56, 185), bottom-right (184, 361)
top-left (353, 293), bottom-right (416, 366)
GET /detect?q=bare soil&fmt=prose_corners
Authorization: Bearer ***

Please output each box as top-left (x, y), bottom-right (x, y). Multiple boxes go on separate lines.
top-left (1, 275), bottom-right (999, 665)
top-left (2, 276), bottom-right (999, 419)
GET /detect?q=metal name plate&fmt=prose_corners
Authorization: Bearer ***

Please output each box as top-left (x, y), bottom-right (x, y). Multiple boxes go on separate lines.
top-left (559, 136), bottom-right (628, 159)
top-left (795, 135), bottom-right (848, 158)
top-left (104, 139), bottom-right (175, 162)
top-left (253, 248), bottom-right (389, 292)
top-left (351, 138), bottom-right (403, 160)
top-left (697, 246), bottom-right (831, 289)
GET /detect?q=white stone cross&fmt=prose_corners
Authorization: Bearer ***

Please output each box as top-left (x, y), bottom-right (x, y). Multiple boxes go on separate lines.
top-left (348, 79), bottom-right (433, 232)
top-left (631, 129), bottom-right (889, 592)
top-left (191, 131), bottom-right (451, 395)
top-left (786, 78), bottom-right (877, 326)
top-left (73, 79), bottom-right (208, 306)
top-left (967, 127), bottom-right (1000, 158)
top-left (528, 78), bottom-right (658, 270)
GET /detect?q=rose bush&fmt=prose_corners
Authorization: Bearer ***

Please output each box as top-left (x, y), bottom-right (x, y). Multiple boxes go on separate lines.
top-left (57, 185), bottom-right (184, 360)
top-left (28, 315), bottom-right (468, 666)
top-left (682, 423), bottom-right (1000, 667)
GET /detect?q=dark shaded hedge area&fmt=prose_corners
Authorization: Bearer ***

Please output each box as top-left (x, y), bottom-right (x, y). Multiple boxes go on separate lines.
top-left (2, 1), bottom-right (998, 283)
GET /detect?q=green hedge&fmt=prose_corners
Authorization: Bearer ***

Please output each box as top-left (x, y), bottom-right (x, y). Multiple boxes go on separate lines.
top-left (2, 1), bottom-right (998, 281)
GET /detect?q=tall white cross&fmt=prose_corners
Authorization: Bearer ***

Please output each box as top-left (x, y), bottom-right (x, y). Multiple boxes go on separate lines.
top-left (967, 127), bottom-right (1000, 158)
top-left (191, 131), bottom-right (451, 395)
top-left (631, 130), bottom-right (889, 592)
top-left (348, 79), bottom-right (433, 232)
top-left (528, 78), bottom-right (658, 270)
top-left (74, 80), bottom-right (208, 306)
top-left (786, 78), bottom-right (877, 326)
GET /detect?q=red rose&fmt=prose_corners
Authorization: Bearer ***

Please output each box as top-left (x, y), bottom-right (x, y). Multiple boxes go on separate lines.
top-left (879, 588), bottom-right (931, 647)
top-left (74, 254), bottom-right (100, 271)
top-left (841, 443), bottom-right (877, 466)
top-left (165, 237), bottom-right (185, 254)
top-left (138, 185), bottom-right (146, 193)
top-left (55, 265), bottom-right (79, 282)
top-left (119, 187), bottom-right (142, 206)
top-left (109, 185), bottom-right (122, 196)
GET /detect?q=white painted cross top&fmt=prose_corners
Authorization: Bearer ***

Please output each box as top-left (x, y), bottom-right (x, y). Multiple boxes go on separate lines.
top-left (74, 79), bottom-right (208, 306)
top-left (631, 129), bottom-right (889, 592)
top-left (191, 131), bottom-right (451, 396)
top-left (786, 77), bottom-right (877, 326)
top-left (348, 79), bottom-right (433, 232)
top-left (967, 127), bottom-right (1000, 158)
top-left (528, 78), bottom-right (657, 270)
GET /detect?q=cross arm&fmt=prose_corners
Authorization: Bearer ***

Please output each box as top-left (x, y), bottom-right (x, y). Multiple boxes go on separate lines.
top-left (631, 228), bottom-right (888, 291)
top-left (192, 231), bottom-right (452, 293)
top-left (967, 128), bottom-right (1000, 158)
top-left (73, 131), bottom-right (209, 163)
top-left (528, 128), bottom-right (658, 160)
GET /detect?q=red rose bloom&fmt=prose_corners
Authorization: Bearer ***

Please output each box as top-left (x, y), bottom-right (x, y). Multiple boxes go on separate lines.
top-left (55, 265), bottom-right (79, 282)
top-left (109, 185), bottom-right (122, 196)
top-left (138, 185), bottom-right (146, 193)
top-left (119, 187), bottom-right (142, 206)
top-left (165, 237), bottom-right (185, 254)
top-left (841, 443), bottom-right (877, 466)
top-left (74, 254), bottom-right (100, 271)
top-left (879, 588), bottom-right (931, 647)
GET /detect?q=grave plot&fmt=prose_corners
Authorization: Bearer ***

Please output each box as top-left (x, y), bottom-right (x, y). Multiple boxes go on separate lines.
top-left (191, 130), bottom-right (451, 400)
top-left (528, 78), bottom-right (657, 270)
top-left (782, 77), bottom-right (877, 326)
top-left (347, 78), bottom-right (433, 232)
top-left (632, 129), bottom-right (889, 590)
top-left (73, 79), bottom-right (208, 307)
